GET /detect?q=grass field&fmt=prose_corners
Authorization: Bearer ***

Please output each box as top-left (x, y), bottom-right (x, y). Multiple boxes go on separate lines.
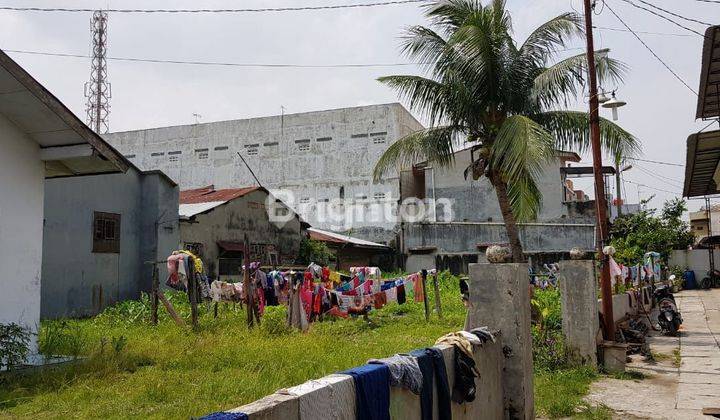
top-left (0, 273), bottom-right (605, 419)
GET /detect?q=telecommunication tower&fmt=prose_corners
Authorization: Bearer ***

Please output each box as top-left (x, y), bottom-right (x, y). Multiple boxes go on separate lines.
top-left (84, 10), bottom-right (111, 133)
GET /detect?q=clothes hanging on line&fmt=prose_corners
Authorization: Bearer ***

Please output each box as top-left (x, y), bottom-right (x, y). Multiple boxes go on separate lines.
top-left (368, 354), bottom-right (423, 395)
top-left (340, 363), bottom-right (391, 420)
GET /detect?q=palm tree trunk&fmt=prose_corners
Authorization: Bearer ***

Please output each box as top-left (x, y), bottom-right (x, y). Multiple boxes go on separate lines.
top-left (491, 171), bottom-right (525, 263)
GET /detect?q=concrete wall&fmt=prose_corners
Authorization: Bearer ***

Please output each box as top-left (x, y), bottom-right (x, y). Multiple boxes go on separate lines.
top-left (41, 167), bottom-right (179, 318)
top-left (104, 103), bottom-right (424, 243)
top-left (424, 149), bottom-right (568, 223)
top-left (598, 286), bottom-right (653, 323)
top-left (0, 113), bottom-right (44, 351)
top-left (220, 342), bottom-right (504, 420)
top-left (180, 190), bottom-right (303, 280)
top-left (559, 260), bottom-right (599, 367)
top-left (465, 263), bottom-right (534, 420)
top-left (669, 249), bottom-right (717, 278)
top-left (403, 222), bottom-right (595, 254)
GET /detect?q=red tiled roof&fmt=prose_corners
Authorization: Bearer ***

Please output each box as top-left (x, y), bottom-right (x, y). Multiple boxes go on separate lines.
top-left (179, 185), bottom-right (262, 204)
top-left (308, 229), bottom-right (347, 244)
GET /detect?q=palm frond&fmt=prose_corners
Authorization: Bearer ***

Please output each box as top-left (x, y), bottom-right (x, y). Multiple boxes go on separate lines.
top-left (535, 110), bottom-right (641, 159)
top-left (372, 126), bottom-right (461, 183)
top-left (424, 0), bottom-right (485, 32)
top-left (489, 115), bottom-right (556, 220)
top-left (506, 171), bottom-right (544, 222)
top-left (377, 75), bottom-right (453, 126)
top-left (532, 50), bottom-right (628, 109)
top-left (520, 12), bottom-right (583, 64)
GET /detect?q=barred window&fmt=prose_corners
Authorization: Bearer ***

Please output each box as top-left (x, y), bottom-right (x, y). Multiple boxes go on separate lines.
top-left (93, 212), bottom-right (120, 253)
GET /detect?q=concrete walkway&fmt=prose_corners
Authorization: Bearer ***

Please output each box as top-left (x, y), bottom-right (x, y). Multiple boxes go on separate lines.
top-left (586, 289), bottom-right (720, 419)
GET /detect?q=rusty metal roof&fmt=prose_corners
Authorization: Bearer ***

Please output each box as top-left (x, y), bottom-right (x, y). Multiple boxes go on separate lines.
top-left (697, 26), bottom-right (720, 119)
top-left (179, 185), bottom-right (262, 204)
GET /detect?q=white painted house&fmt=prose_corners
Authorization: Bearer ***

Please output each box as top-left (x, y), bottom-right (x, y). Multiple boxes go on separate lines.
top-left (0, 49), bottom-right (127, 358)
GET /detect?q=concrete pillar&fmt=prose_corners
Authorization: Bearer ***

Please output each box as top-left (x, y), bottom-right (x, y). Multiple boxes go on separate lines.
top-left (465, 263), bottom-right (533, 420)
top-left (559, 260), bottom-right (599, 367)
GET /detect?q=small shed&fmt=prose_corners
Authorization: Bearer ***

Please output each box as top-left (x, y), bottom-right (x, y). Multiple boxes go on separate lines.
top-left (179, 185), bottom-right (306, 281)
top-left (0, 49), bottom-right (126, 356)
top-left (307, 227), bottom-right (393, 271)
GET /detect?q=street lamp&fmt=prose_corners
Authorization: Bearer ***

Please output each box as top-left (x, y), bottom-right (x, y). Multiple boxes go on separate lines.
top-left (602, 92), bottom-right (627, 121)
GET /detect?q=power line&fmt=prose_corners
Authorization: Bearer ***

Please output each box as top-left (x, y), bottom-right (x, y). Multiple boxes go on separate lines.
top-left (2, 48), bottom-right (423, 68)
top-left (629, 0), bottom-right (712, 26)
top-left (593, 25), bottom-right (694, 37)
top-left (626, 157), bottom-right (684, 167)
top-left (614, 0), bottom-right (706, 37)
top-left (693, 0), bottom-right (720, 3)
top-left (0, 0), bottom-right (426, 13)
top-left (623, 179), bottom-right (681, 195)
top-left (634, 164), bottom-right (684, 187)
top-left (604, 2), bottom-right (699, 95)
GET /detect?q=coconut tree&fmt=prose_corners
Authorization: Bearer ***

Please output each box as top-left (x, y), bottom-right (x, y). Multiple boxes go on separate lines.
top-left (373, 0), bottom-right (639, 262)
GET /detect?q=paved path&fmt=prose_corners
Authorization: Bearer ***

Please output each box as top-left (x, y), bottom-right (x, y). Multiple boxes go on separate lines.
top-left (586, 289), bottom-right (720, 419)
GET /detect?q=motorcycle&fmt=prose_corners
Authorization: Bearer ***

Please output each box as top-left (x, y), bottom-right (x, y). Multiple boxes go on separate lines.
top-left (654, 280), bottom-right (682, 336)
top-left (700, 269), bottom-right (720, 289)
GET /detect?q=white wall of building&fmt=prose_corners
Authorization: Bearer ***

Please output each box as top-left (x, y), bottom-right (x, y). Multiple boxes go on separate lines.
top-left (0, 113), bottom-right (44, 352)
top-left (104, 103), bottom-right (424, 242)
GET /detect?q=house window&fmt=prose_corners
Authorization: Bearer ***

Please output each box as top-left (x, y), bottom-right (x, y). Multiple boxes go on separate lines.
top-left (150, 152), bottom-right (164, 157)
top-left (339, 186), bottom-right (345, 199)
top-left (124, 154), bottom-right (135, 159)
top-left (92, 212), bottom-right (120, 253)
top-left (298, 144), bottom-right (310, 152)
top-left (372, 136), bottom-right (386, 144)
top-left (351, 133), bottom-right (368, 139)
top-left (373, 192), bottom-right (386, 200)
top-left (245, 144), bottom-right (259, 156)
top-left (169, 155), bottom-right (179, 162)
top-left (317, 137), bottom-right (332, 142)
top-left (300, 197), bottom-right (311, 204)
top-left (184, 242), bottom-right (204, 257)
top-left (214, 146), bottom-right (229, 151)
top-left (195, 148), bottom-right (209, 160)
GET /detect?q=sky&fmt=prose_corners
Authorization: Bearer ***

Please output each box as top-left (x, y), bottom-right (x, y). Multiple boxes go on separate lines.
top-left (0, 0), bottom-right (715, 212)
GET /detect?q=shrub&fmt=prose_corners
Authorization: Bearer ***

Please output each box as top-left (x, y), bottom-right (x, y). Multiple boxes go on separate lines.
top-left (39, 321), bottom-right (88, 359)
top-left (0, 323), bottom-right (31, 370)
top-left (260, 306), bottom-right (292, 337)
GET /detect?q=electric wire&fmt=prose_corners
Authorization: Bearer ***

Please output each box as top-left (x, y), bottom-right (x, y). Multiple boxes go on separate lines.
top-left (615, 0), bottom-right (706, 37)
top-left (593, 25), bottom-right (695, 37)
top-left (604, 1), bottom-right (699, 95)
top-left (0, 0), bottom-right (427, 13)
top-left (693, 0), bottom-right (720, 3)
top-left (2, 48), bottom-right (424, 68)
top-left (628, 0), bottom-right (712, 26)
top-left (623, 179), bottom-right (681, 195)
top-left (626, 157), bottom-right (684, 167)
top-left (634, 164), bottom-right (684, 188)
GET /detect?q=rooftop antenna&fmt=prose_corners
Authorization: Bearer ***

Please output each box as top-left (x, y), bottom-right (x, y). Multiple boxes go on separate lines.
top-left (84, 10), bottom-right (110, 133)
top-left (192, 113), bottom-right (202, 124)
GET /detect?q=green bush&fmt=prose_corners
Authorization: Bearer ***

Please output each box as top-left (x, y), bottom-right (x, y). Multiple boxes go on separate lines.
top-left (260, 306), bottom-right (292, 337)
top-left (0, 323), bottom-right (31, 370)
top-left (39, 321), bottom-right (88, 359)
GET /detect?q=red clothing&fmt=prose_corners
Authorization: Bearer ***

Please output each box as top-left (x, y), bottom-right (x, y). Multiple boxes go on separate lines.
top-left (321, 266), bottom-right (330, 281)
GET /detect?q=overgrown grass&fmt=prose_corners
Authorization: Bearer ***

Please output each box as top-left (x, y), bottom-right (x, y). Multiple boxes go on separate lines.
top-left (0, 273), bottom-right (465, 419)
top-left (535, 368), bottom-right (600, 418)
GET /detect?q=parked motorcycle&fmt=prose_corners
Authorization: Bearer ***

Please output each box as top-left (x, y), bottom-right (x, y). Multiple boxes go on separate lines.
top-left (654, 280), bottom-right (682, 336)
top-left (700, 269), bottom-right (720, 290)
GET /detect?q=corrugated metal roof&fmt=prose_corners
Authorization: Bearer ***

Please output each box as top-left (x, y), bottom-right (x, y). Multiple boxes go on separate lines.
top-left (683, 130), bottom-right (720, 197)
top-left (307, 227), bottom-right (390, 249)
top-left (179, 185), bottom-right (261, 204)
top-left (179, 201), bottom-right (227, 219)
top-left (697, 25), bottom-right (720, 119)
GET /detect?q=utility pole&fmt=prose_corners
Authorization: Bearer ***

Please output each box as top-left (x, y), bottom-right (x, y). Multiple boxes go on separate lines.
top-left (84, 10), bottom-right (110, 134)
top-left (615, 160), bottom-right (622, 217)
top-left (583, 0), bottom-right (615, 341)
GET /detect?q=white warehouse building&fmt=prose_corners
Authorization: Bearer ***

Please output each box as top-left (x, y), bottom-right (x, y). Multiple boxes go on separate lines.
top-left (104, 103), bottom-right (424, 244)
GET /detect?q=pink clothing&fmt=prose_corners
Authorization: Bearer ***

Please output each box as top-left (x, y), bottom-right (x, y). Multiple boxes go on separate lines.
top-left (609, 257), bottom-right (622, 278)
top-left (166, 253), bottom-right (185, 285)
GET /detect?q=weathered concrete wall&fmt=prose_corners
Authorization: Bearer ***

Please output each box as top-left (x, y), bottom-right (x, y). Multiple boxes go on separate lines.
top-left (180, 190), bottom-right (303, 280)
top-left (466, 263), bottom-right (534, 420)
top-left (559, 260), bottom-right (599, 367)
top-left (597, 286), bottom-right (653, 323)
top-left (42, 167), bottom-right (179, 318)
top-left (669, 249), bottom-right (717, 279)
top-left (104, 103), bottom-right (423, 243)
top-left (427, 148), bottom-right (568, 223)
top-left (0, 113), bottom-right (44, 352)
top-left (403, 222), bottom-right (595, 254)
top-left (220, 342), bottom-right (504, 420)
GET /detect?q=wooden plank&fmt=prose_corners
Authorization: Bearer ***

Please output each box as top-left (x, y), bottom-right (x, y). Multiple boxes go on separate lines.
top-left (157, 290), bottom-right (184, 326)
top-left (433, 272), bottom-right (443, 319)
top-left (421, 269), bottom-right (430, 322)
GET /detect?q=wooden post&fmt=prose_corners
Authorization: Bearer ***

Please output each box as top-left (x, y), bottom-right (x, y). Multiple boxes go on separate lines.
top-left (421, 269), bottom-right (430, 321)
top-left (157, 290), bottom-right (184, 326)
top-left (188, 257), bottom-right (199, 329)
top-left (213, 302), bottom-right (218, 319)
top-left (432, 272), bottom-right (443, 319)
top-left (243, 234), bottom-right (254, 328)
top-left (151, 266), bottom-right (159, 325)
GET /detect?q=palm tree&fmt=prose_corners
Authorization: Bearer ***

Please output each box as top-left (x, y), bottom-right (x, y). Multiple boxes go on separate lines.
top-left (373, 0), bottom-right (639, 262)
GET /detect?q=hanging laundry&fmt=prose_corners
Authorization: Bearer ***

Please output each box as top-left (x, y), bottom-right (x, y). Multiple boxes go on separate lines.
top-left (179, 249), bottom-right (204, 273)
top-left (373, 292), bottom-right (387, 310)
top-left (329, 270), bottom-right (341, 284)
top-left (469, 327), bottom-right (497, 343)
top-left (435, 333), bottom-right (480, 404)
top-left (384, 287), bottom-right (397, 304)
top-left (413, 274), bottom-right (425, 303)
top-left (199, 412), bottom-right (248, 420)
top-left (368, 354), bottom-right (423, 395)
top-left (396, 284), bottom-right (406, 305)
top-left (340, 363), bottom-right (391, 420)
top-left (410, 348), bottom-right (451, 420)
